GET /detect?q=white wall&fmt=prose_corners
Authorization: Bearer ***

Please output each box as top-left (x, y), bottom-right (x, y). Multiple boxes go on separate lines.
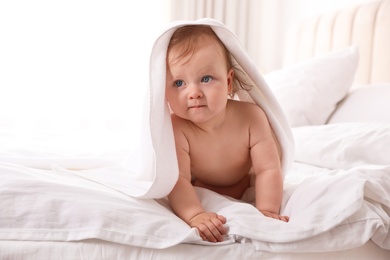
top-left (0, 0), bottom-right (170, 150)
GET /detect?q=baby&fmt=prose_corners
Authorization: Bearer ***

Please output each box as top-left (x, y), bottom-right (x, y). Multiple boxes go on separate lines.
top-left (165, 25), bottom-right (288, 243)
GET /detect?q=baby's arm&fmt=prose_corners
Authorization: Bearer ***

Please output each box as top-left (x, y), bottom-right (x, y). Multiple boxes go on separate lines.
top-left (168, 176), bottom-right (226, 242)
top-left (249, 108), bottom-right (289, 222)
top-left (253, 164), bottom-right (289, 222)
top-left (168, 118), bottom-right (227, 242)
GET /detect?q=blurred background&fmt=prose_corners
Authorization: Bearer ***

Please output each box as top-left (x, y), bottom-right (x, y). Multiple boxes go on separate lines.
top-left (0, 0), bottom-right (376, 151)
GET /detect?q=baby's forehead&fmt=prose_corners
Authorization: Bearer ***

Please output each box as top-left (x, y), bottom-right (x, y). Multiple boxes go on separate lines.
top-left (167, 33), bottom-right (227, 63)
top-left (174, 32), bottom-right (219, 48)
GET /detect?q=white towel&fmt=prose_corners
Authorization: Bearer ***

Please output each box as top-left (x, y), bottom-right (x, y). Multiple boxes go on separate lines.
top-left (135, 18), bottom-right (294, 198)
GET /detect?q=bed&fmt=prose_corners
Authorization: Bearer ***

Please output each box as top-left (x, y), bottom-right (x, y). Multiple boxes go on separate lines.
top-left (1, 1), bottom-right (389, 259)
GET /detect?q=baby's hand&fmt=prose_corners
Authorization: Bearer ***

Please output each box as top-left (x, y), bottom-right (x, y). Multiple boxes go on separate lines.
top-left (260, 210), bottom-right (289, 222)
top-left (189, 212), bottom-right (227, 242)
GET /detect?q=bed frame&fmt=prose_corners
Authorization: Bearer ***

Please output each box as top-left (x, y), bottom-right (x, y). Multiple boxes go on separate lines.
top-left (284, 0), bottom-right (390, 86)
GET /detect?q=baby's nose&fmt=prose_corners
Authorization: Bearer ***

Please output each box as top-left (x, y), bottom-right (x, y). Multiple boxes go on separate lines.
top-left (188, 84), bottom-right (203, 99)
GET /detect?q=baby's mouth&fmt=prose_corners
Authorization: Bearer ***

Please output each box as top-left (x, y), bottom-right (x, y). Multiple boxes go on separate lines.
top-left (189, 105), bottom-right (206, 109)
top-left (189, 105), bottom-right (205, 109)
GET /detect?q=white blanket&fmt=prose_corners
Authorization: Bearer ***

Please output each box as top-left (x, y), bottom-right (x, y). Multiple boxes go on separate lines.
top-left (0, 122), bottom-right (389, 252)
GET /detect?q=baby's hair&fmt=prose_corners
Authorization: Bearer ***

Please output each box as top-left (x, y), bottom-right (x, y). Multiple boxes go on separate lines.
top-left (167, 25), bottom-right (252, 97)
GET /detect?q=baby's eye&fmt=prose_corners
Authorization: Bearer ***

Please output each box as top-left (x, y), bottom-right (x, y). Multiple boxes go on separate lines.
top-left (174, 80), bottom-right (185, 87)
top-left (201, 76), bottom-right (213, 83)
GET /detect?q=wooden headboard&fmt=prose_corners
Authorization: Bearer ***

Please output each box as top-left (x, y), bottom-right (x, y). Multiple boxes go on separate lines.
top-left (284, 0), bottom-right (390, 86)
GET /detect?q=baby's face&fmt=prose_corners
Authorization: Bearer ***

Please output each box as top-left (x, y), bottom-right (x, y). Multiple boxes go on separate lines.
top-left (165, 36), bottom-right (233, 124)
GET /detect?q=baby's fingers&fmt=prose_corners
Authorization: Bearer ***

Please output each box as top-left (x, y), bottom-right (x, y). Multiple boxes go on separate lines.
top-left (217, 214), bottom-right (227, 224)
top-left (189, 212), bottom-right (227, 242)
top-left (279, 215), bottom-right (289, 222)
top-left (210, 217), bottom-right (226, 238)
top-left (272, 213), bottom-right (289, 222)
top-left (260, 210), bottom-right (290, 222)
top-left (198, 223), bottom-right (220, 243)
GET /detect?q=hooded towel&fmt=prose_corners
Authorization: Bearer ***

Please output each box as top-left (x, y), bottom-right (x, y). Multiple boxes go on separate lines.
top-left (135, 18), bottom-right (294, 199)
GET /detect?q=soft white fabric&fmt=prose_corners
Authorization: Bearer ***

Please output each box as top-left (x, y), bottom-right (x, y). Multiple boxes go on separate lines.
top-left (264, 46), bottom-right (359, 127)
top-left (293, 123), bottom-right (390, 169)
top-left (328, 85), bottom-right (390, 123)
top-left (0, 163), bottom-right (388, 252)
top-left (133, 18), bottom-right (294, 198)
top-left (1, 240), bottom-right (389, 260)
top-left (0, 122), bottom-right (389, 252)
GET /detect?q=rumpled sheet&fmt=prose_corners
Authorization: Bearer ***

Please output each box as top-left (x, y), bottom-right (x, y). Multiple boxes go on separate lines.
top-left (0, 122), bottom-right (389, 252)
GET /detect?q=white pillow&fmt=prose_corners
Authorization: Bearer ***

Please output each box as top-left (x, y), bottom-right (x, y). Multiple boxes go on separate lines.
top-left (264, 46), bottom-right (359, 127)
top-left (292, 122), bottom-right (390, 169)
top-left (327, 85), bottom-right (390, 123)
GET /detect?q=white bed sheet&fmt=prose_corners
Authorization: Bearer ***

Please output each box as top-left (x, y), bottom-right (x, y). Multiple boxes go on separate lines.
top-left (0, 239), bottom-right (389, 260)
top-left (0, 122), bottom-right (389, 256)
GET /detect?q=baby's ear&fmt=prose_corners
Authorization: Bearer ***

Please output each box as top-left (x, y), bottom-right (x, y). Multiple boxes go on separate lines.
top-left (227, 68), bottom-right (234, 94)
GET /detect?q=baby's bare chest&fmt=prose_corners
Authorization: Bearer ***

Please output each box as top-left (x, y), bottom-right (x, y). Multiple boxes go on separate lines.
top-left (188, 132), bottom-right (252, 185)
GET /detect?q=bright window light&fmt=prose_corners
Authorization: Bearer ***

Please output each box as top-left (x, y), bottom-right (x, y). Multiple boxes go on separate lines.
top-left (0, 0), bottom-right (169, 152)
